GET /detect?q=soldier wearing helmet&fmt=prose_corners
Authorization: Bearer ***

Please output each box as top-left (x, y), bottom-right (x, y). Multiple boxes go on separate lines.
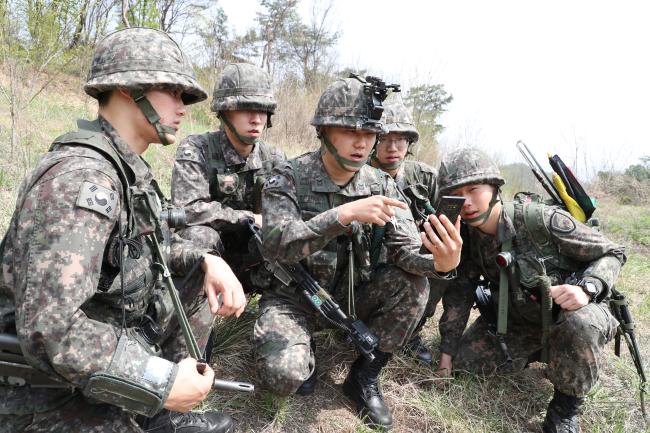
top-left (368, 94), bottom-right (456, 369)
top-left (0, 28), bottom-right (244, 433)
top-left (253, 74), bottom-right (463, 431)
top-left (171, 63), bottom-right (285, 293)
top-left (436, 148), bottom-right (625, 433)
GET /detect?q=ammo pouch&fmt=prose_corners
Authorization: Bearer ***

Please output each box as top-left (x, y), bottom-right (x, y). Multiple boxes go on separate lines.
top-left (83, 331), bottom-right (177, 417)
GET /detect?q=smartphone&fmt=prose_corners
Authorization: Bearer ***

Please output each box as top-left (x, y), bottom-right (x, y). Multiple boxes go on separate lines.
top-left (434, 195), bottom-right (466, 224)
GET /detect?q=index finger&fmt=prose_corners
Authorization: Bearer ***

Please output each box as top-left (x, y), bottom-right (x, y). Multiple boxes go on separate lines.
top-left (379, 196), bottom-right (408, 209)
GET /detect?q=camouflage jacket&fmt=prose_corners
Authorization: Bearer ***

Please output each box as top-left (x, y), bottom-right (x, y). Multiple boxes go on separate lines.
top-left (0, 118), bottom-right (206, 415)
top-left (261, 151), bottom-right (447, 302)
top-left (171, 130), bottom-right (285, 233)
top-left (440, 199), bottom-right (626, 356)
top-left (393, 160), bottom-right (438, 226)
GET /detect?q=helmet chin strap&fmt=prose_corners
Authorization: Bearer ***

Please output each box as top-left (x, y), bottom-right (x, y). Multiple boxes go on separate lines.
top-left (465, 188), bottom-right (501, 226)
top-left (319, 133), bottom-right (367, 172)
top-left (130, 89), bottom-right (176, 146)
top-left (219, 113), bottom-right (260, 146)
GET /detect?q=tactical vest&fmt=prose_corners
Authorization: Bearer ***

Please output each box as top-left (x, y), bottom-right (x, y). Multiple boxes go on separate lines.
top-left (2, 118), bottom-right (174, 345)
top-left (288, 160), bottom-right (386, 295)
top-left (206, 131), bottom-right (279, 212)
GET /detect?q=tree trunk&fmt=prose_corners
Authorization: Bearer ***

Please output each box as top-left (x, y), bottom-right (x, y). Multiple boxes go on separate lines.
top-left (121, 0), bottom-right (130, 27)
top-left (68, 0), bottom-right (90, 49)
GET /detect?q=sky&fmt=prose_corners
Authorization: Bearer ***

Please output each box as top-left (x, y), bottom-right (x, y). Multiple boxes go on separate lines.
top-left (218, 0), bottom-right (650, 176)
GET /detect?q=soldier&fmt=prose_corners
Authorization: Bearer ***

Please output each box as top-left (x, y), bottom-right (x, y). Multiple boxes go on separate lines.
top-left (253, 74), bottom-right (463, 430)
top-left (435, 148), bottom-right (625, 433)
top-left (368, 95), bottom-right (459, 369)
top-left (171, 63), bottom-right (285, 293)
top-left (0, 28), bottom-right (246, 433)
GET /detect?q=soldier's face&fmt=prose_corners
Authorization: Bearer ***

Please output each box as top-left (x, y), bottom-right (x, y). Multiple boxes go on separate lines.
top-left (376, 132), bottom-right (409, 166)
top-left (223, 110), bottom-right (268, 139)
top-left (324, 126), bottom-right (376, 171)
top-left (451, 183), bottom-right (497, 226)
top-left (145, 88), bottom-right (186, 145)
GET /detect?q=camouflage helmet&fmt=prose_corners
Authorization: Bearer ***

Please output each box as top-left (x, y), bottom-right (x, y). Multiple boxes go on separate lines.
top-left (381, 95), bottom-right (419, 143)
top-left (311, 75), bottom-right (387, 134)
top-left (84, 27), bottom-right (207, 105)
top-left (210, 63), bottom-right (277, 114)
top-left (438, 148), bottom-right (505, 194)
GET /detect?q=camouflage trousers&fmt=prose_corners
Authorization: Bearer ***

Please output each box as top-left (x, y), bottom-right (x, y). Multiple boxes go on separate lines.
top-left (253, 265), bottom-right (429, 396)
top-left (454, 301), bottom-right (619, 397)
top-left (0, 276), bottom-right (214, 433)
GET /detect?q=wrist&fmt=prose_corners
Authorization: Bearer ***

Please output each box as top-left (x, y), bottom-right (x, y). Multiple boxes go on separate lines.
top-left (336, 206), bottom-right (351, 226)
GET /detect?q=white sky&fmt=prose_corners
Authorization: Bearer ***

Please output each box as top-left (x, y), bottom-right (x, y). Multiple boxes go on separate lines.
top-left (218, 0), bottom-right (650, 175)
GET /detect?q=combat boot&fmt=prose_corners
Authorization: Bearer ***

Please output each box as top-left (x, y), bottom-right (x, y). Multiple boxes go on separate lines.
top-left (342, 350), bottom-right (393, 430)
top-left (542, 388), bottom-right (584, 433)
top-left (296, 339), bottom-right (317, 396)
top-left (405, 335), bottom-right (433, 366)
top-left (295, 367), bottom-right (317, 396)
top-left (138, 409), bottom-right (235, 433)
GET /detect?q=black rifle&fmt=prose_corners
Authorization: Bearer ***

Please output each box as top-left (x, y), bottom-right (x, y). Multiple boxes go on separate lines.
top-left (609, 287), bottom-right (647, 421)
top-left (474, 284), bottom-right (513, 368)
top-left (247, 219), bottom-right (379, 361)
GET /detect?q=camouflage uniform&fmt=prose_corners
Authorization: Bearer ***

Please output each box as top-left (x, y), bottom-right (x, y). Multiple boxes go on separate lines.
top-left (371, 97), bottom-right (461, 350)
top-left (437, 149), bottom-right (625, 399)
top-left (253, 77), bottom-right (452, 398)
top-left (172, 63), bottom-right (285, 292)
top-left (0, 29), bottom-right (216, 433)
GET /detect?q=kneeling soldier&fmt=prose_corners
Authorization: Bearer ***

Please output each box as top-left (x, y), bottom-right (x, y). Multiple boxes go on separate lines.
top-left (435, 148), bottom-right (625, 433)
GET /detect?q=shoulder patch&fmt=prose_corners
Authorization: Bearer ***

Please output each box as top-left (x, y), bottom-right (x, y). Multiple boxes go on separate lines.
top-left (76, 181), bottom-right (119, 218)
top-left (264, 174), bottom-right (289, 190)
top-left (550, 210), bottom-right (576, 234)
top-left (175, 144), bottom-right (202, 163)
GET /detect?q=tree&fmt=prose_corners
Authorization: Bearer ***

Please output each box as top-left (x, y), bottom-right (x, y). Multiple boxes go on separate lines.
top-left (256, 0), bottom-right (298, 74)
top-left (0, 0), bottom-right (82, 163)
top-left (404, 84), bottom-right (453, 163)
top-left (286, 0), bottom-right (339, 88)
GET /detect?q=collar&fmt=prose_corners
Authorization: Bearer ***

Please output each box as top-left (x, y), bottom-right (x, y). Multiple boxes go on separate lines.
top-left (98, 116), bottom-right (153, 186)
top-left (309, 151), bottom-right (374, 196)
top-left (220, 131), bottom-right (264, 171)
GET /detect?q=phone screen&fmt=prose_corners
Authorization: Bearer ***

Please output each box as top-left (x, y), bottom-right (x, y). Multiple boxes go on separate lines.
top-left (434, 195), bottom-right (466, 224)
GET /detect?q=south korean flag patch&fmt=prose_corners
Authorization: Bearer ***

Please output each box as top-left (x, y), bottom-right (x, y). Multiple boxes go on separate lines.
top-left (76, 181), bottom-right (118, 218)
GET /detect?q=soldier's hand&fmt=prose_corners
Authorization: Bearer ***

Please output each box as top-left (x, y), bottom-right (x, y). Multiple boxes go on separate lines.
top-left (549, 284), bottom-right (589, 310)
top-left (421, 214), bottom-right (462, 273)
top-left (253, 213), bottom-right (263, 228)
top-left (201, 254), bottom-right (247, 317)
top-left (165, 358), bottom-right (214, 412)
top-left (337, 195), bottom-right (407, 226)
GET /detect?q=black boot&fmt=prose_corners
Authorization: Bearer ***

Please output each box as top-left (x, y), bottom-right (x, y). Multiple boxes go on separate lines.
top-left (542, 389), bottom-right (584, 433)
top-left (138, 409), bottom-right (235, 433)
top-left (295, 367), bottom-right (317, 396)
top-left (342, 350), bottom-right (393, 430)
top-left (296, 339), bottom-right (317, 396)
top-left (405, 335), bottom-right (433, 366)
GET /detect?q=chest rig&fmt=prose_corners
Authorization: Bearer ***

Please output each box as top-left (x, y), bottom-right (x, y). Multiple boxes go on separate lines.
top-left (51, 120), bottom-right (175, 339)
top-left (207, 132), bottom-right (276, 213)
top-left (478, 193), bottom-right (580, 362)
top-left (290, 161), bottom-right (387, 312)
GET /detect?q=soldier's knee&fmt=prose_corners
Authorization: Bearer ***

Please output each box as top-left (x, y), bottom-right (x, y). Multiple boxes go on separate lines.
top-left (257, 353), bottom-right (311, 396)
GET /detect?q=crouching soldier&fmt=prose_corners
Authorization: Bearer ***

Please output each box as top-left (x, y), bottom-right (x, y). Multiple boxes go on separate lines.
top-left (435, 148), bottom-right (625, 433)
top-left (253, 74), bottom-right (462, 430)
top-left (369, 95), bottom-right (467, 370)
top-left (171, 62), bottom-right (285, 293)
top-left (0, 28), bottom-right (246, 433)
